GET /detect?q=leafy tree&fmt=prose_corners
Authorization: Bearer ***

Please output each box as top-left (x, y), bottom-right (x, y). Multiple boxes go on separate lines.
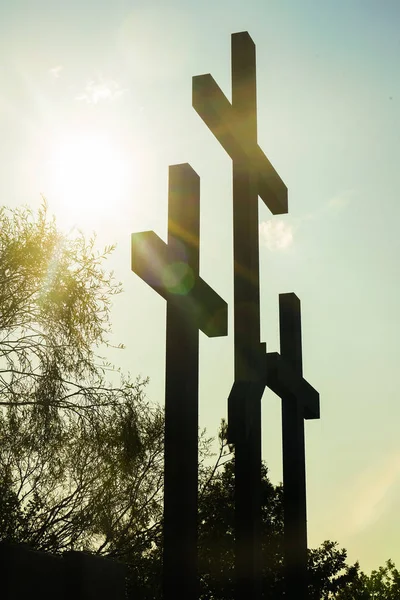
top-left (0, 378), bottom-right (165, 554)
top-left (0, 203), bottom-right (164, 559)
top-left (336, 559), bottom-right (400, 599)
top-left (197, 427), bottom-right (359, 599)
top-left (308, 541), bottom-right (359, 599)
top-left (0, 202), bottom-right (125, 416)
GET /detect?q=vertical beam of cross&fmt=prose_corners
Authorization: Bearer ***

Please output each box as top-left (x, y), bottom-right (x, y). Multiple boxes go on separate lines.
top-left (231, 32), bottom-right (260, 378)
top-left (230, 38), bottom-right (263, 600)
top-left (266, 293), bottom-right (320, 600)
top-left (131, 164), bottom-right (228, 600)
top-left (280, 293), bottom-right (308, 599)
top-left (193, 32), bottom-right (287, 600)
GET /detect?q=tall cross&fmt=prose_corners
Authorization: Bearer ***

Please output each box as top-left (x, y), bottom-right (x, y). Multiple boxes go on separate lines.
top-left (131, 163), bottom-right (228, 600)
top-left (266, 293), bottom-right (320, 600)
top-left (193, 32), bottom-right (287, 600)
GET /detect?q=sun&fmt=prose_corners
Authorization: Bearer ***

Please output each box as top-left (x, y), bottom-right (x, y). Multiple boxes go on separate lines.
top-left (46, 131), bottom-right (131, 228)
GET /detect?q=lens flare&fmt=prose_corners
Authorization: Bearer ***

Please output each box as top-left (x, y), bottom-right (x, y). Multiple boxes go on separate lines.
top-left (162, 262), bottom-right (195, 296)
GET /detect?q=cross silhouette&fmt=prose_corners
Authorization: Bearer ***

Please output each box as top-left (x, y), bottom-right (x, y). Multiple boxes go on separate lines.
top-left (193, 31), bottom-right (288, 600)
top-left (131, 163), bottom-right (227, 600)
top-left (193, 32), bottom-right (287, 378)
top-left (266, 293), bottom-right (320, 600)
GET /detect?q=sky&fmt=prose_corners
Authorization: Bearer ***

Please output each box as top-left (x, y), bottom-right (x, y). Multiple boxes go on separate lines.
top-left (1, 0), bottom-right (400, 575)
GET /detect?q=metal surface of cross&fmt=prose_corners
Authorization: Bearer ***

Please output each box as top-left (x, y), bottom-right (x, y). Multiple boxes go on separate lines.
top-left (266, 293), bottom-right (320, 600)
top-left (193, 31), bottom-right (288, 600)
top-left (131, 163), bottom-right (228, 600)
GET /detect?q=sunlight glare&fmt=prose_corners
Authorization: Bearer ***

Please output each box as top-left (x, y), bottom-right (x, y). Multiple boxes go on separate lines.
top-left (46, 132), bottom-right (132, 228)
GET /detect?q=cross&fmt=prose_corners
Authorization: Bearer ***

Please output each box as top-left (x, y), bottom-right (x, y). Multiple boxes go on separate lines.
top-left (265, 293), bottom-right (320, 600)
top-left (131, 163), bottom-right (228, 600)
top-left (193, 31), bottom-right (288, 600)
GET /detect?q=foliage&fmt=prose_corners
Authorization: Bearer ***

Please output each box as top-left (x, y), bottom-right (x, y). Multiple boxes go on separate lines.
top-left (0, 203), bottom-right (164, 558)
top-left (336, 559), bottom-right (400, 599)
top-left (0, 202), bottom-right (129, 416)
top-left (196, 427), bottom-right (359, 599)
top-left (308, 541), bottom-right (360, 599)
top-left (0, 377), bottom-right (164, 554)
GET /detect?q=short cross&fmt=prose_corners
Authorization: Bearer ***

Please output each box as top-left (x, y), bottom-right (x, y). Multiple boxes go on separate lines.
top-left (131, 163), bottom-right (228, 600)
top-left (193, 31), bottom-right (288, 600)
top-left (265, 293), bottom-right (320, 600)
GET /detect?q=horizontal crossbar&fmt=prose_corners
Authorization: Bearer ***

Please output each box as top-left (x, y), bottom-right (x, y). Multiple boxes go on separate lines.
top-left (265, 352), bottom-right (320, 419)
top-left (193, 74), bottom-right (288, 215)
top-left (131, 231), bottom-right (228, 338)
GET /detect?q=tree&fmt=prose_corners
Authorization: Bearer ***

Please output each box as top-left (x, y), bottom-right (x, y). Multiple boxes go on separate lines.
top-left (335, 559), bottom-right (400, 599)
top-left (0, 377), bottom-right (165, 552)
top-left (0, 202), bottom-right (164, 560)
top-left (0, 201), bottom-right (124, 417)
top-left (197, 424), bottom-right (360, 600)
top-left (308, 541), bottom-right (360, 599)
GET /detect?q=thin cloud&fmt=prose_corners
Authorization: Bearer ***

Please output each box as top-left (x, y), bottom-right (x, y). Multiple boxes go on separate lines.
top-left (328, 189), bottom-right (356, 211)
top-left (299, 189), bottom-right (357, 224)
top-left (49, 65), bottom-right (63, 78)
top-left (258, 190), bottom-right (355, 252)
top-left (76, 77), bottom-right (124, 104)
top-left (349, 453), bottom-right (400, 534)
top-left (259, 219), bottom-right (293, 251)
top-left (330, 452), bottom-right (400, 540)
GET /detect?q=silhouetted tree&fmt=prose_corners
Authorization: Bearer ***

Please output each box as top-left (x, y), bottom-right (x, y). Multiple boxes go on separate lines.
top-left (307, 541), bottom-right (360, 599)
top-left (0, 203), bottom-right (164, 556)
top-left (335, 559), bottom-right (400, 599)
top-left (0, 202), bottom-right (125, 417)
top-left (196, 426), bottom-right (359, 599)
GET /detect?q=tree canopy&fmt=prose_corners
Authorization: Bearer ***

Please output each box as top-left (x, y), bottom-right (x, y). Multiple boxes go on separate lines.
top-left (197, 430), bottom-right (359, 600)
top-left (335, 559), bottom-right (400, 599)
top-left (0, 203), bottom-right (164, 558)
top-left (0, 202), bottom-right (123, 415)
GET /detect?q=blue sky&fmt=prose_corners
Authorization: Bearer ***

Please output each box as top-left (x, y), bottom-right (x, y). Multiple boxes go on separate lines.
top-left (1, 0), bottom-right (400, 574)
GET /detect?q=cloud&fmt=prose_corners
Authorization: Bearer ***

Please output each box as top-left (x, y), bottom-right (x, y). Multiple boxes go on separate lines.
top-left (49, 65), bottom-right (63, 78)
top-left (328, 189), bottom-right (356, 211)
top-left (296, 189), bottom-right (357, 224)
top-left (76, 77), bottom-right (124, 104)
top-left (259, 219), bottom-right (293, 251)
top-left (258, 189), bottom-right (355, 253)
top-left (330, 452), bottom-right (400, 541)
top-left (348, 453), bottom-right (400, 534)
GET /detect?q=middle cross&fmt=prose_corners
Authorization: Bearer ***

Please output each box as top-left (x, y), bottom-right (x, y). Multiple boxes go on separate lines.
top-left (193, 32), bottom-right (288, 600)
